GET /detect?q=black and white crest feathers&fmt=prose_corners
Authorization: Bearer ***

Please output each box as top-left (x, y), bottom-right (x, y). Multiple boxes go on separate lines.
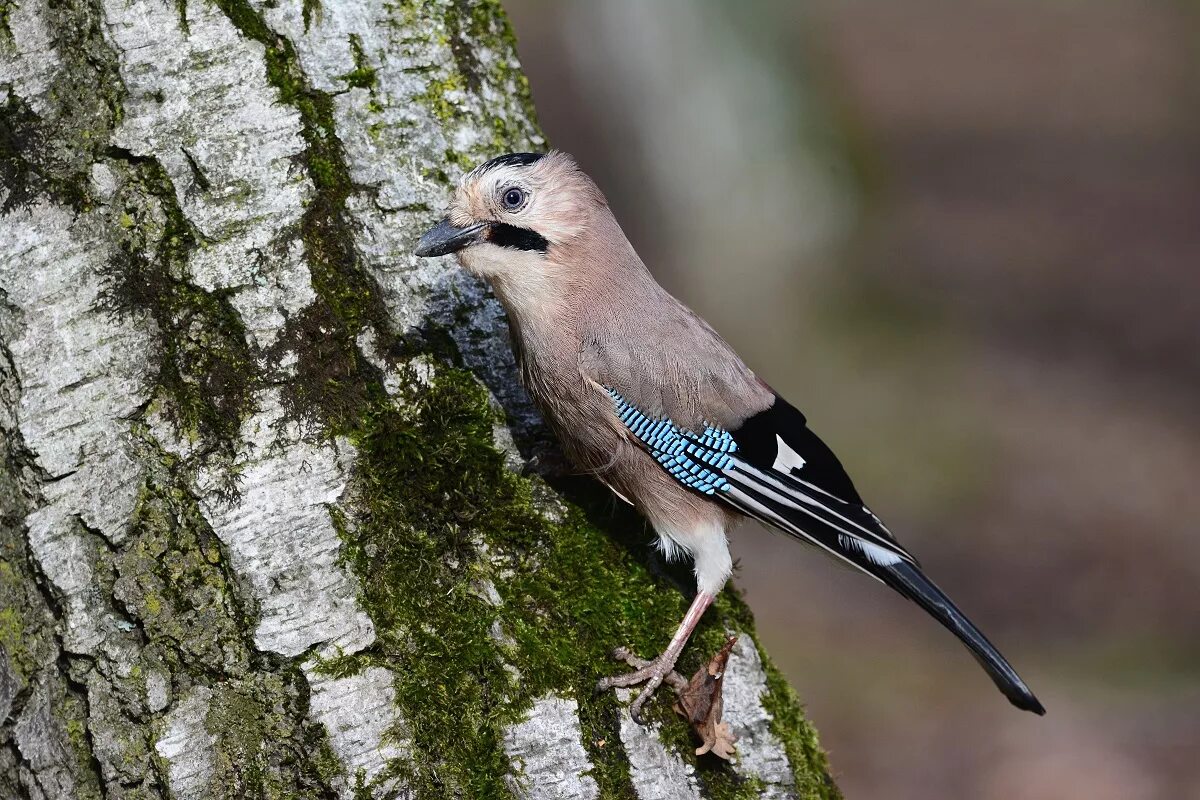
top-left (476, 152), bottom-right (545, 173)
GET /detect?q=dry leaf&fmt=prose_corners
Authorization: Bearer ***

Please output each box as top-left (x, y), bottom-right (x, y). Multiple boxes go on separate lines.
top-left (673, 635), bottom-right (738, 760)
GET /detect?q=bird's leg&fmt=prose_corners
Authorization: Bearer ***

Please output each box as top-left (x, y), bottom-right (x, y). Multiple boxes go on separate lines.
top-left (598, 591), bottom-right (715, 723)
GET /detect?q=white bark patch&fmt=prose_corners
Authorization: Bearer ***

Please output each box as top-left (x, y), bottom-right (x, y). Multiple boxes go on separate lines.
top-left (101, 0), bottom-right (314, 349)
top-left (0, 205), bottom-right (151, 545)
top-left (615, 689), bottom-right (702, 800)
top-left (146, 669), bottom-right (172, 714)
top-left (24, 519), bottom-right (115, 656)
top-left (0, 0), bottom-right (60, 108)
top-left (155, 687), bottom-right (218, 800)
top-left (503, 694), bottom-right (599, 800)
top-left (304, 664), bottom-right (409, 800)
top-left (722, 635), bottom-right (795, 796)
top-left (186, 392), bottom-right (374, 658)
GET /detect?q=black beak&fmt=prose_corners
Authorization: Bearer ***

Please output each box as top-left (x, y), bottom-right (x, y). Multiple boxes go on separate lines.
top-left (414, 218), bottom-right (487, 257)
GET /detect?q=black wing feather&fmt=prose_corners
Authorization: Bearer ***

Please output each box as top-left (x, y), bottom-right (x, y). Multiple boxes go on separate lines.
top-left (730, 395), bottom-right (862, 503)
top-left (724, 395), bottom-right (917, 569)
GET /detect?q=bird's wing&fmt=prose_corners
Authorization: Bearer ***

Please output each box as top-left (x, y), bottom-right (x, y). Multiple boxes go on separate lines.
top-left (605, 387), bottom-right (918, 577)
top-left (606, 384), bottom-right (1045, 714)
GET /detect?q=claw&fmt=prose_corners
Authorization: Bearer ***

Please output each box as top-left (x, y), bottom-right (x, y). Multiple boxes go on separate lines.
top-left (597, 646), bottom-right (686, 723)
top-left (628, 672), bottom-right (666, 723)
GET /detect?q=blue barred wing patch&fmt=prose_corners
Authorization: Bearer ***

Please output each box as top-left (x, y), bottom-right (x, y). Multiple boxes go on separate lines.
top-left (606, 387), bottom-right (736, 495)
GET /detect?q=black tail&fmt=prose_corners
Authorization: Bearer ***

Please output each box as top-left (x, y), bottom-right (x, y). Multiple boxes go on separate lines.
top-left (880, 561), bottom-right (1045, 715)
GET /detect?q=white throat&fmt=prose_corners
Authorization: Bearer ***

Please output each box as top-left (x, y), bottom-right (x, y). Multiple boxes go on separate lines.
top-left (458, 244), bottom-right (564, 324)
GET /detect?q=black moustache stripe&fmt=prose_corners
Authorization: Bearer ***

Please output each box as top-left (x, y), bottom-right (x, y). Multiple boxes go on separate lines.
top-left (488, 223), bottom-right (549, 253)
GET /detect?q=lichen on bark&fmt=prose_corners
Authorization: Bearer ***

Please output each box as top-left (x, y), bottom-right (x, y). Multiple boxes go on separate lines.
top-left (0, 1), bottom-right (840, 798)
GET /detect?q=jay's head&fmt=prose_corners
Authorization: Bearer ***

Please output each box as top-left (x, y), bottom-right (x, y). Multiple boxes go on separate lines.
top-left (413, 151), bottom-right (606, 280)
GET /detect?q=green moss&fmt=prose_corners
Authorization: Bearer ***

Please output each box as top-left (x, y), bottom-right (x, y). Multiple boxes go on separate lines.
top-left (203, 675), bottom-right (343, 800)
top-left (413, 73), bottom-right (466, 123)
top-left (113, 464), bottom-right (253, 677)
top-left (0, 94), bottom-right (49, 212)
top-left (0, 92), bottom-right (89, 212)
top-left (317, 362), bottom-right (833, 798)
top-left (328, 367), bottom-right (532, 796)
top-left (110, 443), bottom-right (344, 798)
top-left (301, 0), bottom-right (321, 31)
top-left (398, 0), bottom-right (538, 146)
top-left (0, 603), bottom-right (25, 674)
top-left (55, 687), bottom-right (104, 800)
top-left (99, 155), bottom-right (256, 471)
top-left (174, 0), bottom-right (189, 35)
top-left (340, 34), bottom-right (378, 90)
top-left (0, 513), bottom-right (60, 685)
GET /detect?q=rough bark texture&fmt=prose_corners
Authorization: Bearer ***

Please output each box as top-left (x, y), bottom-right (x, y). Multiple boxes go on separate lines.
top-left (0, 1), bottom-right (840, 798)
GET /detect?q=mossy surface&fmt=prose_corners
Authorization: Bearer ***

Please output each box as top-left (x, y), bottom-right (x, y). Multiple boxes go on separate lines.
top-left (383, 0), bottom-right (540, 157)
top-left (108, 437), bottom-right (345, 799)
top-left (341, 34), bottom-right (378, 90)
top-left (0, 0), bottom-right (122, 212)
top-left (0, 3), bottom-right (136, 792)
top-left (214, 0), bottom-right (393, 434)
top-left (0, 436), bottom-right (60, 688)
top-left (0, 93), bottom-right (56, 213)
top-left (311, 362), bottom-right (838, 799)
top-left (1, 3), bottom-right (346, 789)
top-left (202, 675), bottom-right (344, 800)
top-left (1, 361), bottom-right (104, 800)
top-left (98, 154), bottom-right (256, 477)
top-left (114, 450), bottom-right (254, 678)
top-left (321, 366), bottom-right (679, 797)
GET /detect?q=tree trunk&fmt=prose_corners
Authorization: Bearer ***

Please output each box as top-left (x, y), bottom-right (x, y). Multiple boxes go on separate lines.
top-left (0, 1), bottom-right (839, 798)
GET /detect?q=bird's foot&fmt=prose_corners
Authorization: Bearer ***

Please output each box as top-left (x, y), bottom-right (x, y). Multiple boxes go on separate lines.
top-left (597, 647), bottom-right (688, 723)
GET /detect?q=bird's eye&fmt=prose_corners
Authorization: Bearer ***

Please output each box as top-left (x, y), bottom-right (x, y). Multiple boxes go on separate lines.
top-left (501, 186), bottom-right (527, 211)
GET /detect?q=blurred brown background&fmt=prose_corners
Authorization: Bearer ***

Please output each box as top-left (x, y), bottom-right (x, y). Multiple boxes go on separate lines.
top-left (503, 1), bottom-right (1200, 798)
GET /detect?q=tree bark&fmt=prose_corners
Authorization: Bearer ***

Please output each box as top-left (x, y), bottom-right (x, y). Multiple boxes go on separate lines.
top-left (0, 1), bottom-right (840, 798)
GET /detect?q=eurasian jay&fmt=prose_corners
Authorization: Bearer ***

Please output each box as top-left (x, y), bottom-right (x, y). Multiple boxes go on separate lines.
top-left (415, 151), bottom-right (1044, 721)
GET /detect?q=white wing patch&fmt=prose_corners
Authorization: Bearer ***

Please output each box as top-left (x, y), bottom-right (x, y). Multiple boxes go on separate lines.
top-left (840, 535), bottom-right (904, 566)
top-left (772, 434), bottom-right (807, 474)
